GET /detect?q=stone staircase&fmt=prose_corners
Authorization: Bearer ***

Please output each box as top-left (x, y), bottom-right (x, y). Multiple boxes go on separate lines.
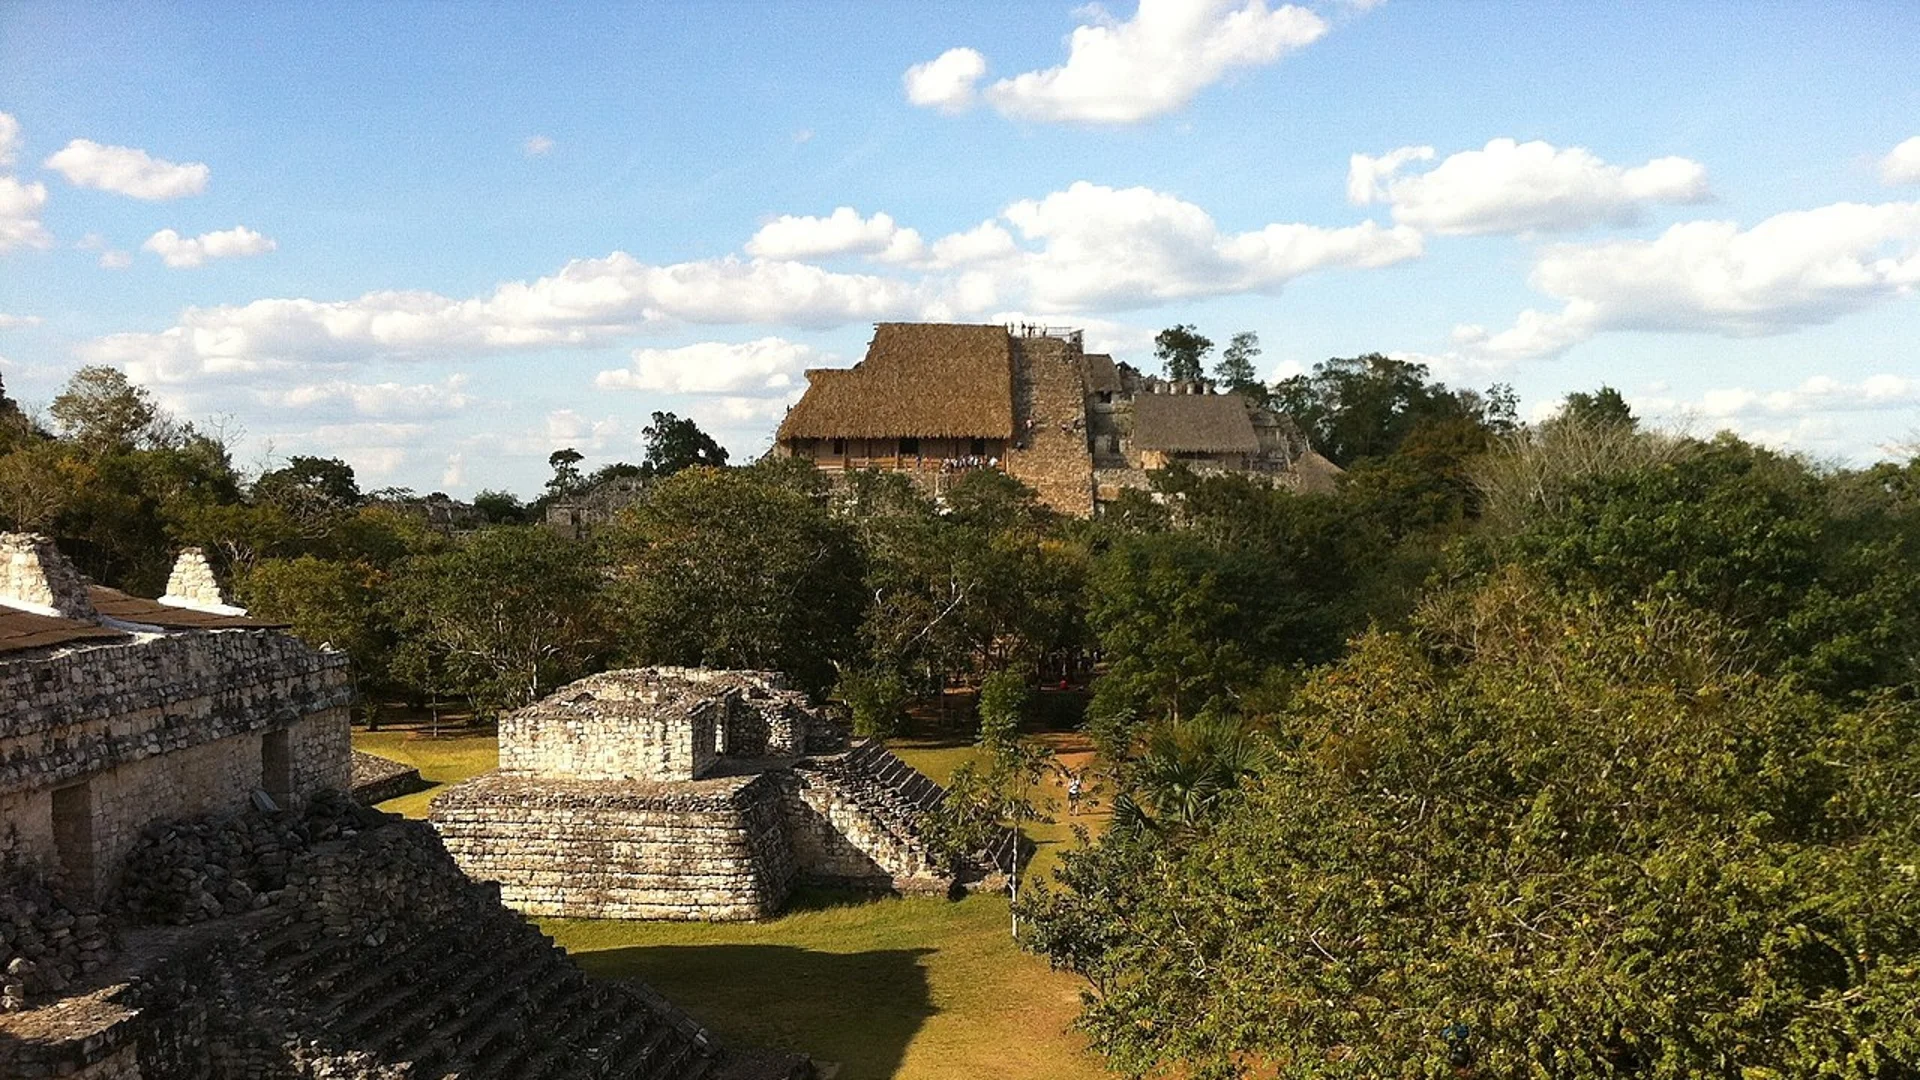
top-left (224, 825), bottom-right (802, 1080)
top-left (796, 740), bottom-right (1023, 884)
top-left (1005, 336), bottom-right (1095, 517)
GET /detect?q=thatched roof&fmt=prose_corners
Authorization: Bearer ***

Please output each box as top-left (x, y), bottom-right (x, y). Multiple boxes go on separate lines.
top-left (1082, 353), bottom-right (1121, 394)
top-left (1132, 394), bottom-right (1259, 453)
top-left (777, 324), bottom-right (1014, 440)
top-left (1290, 449), bottom-right (1344, 494)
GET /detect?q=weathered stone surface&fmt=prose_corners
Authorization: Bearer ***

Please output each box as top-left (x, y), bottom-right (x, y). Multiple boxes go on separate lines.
top-left (0, 803), bottom-right (811, 1079)
top-left (434, 667), bottom-right (1014, 921)
top-left (348, 750), bottom-right (427, 806)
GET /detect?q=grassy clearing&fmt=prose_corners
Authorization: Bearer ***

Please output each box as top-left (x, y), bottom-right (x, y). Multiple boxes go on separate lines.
top-left (352, 714), bottom-right (499, 819)
top-left (349, 700), bottom-right (1113, 1079)
top-left (544, 889), bottom-right (1104, 1080)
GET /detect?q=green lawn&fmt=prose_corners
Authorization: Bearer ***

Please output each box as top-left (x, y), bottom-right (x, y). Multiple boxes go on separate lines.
top-left (354, 725), bottom-right (499, 818)
top-left (544, 890), bottom-right (1104, 1080)
top-left (349, 717), bottom-right (1112, 1080)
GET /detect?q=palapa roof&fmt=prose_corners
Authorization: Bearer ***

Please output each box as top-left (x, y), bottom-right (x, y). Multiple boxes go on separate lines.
top-left (88, 586), bottom-right (286, 630)
top-left (1082, 353), bottom-right (1121, 394)
top-left (777, 323), bottom-right (1014, 440)
top-left (1132, 394), bottom-right (1260, 453)
top-left (0, 607), bottom-right (127, 655)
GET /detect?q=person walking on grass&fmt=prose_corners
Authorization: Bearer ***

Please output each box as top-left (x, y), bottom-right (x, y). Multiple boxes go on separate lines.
top-left (1066, 770), bottom-right (1083, 816)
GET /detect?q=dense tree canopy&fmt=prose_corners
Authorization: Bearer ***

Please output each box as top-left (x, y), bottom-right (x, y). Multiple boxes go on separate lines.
top-left (1026, 579), bottom-right (1920, 1078)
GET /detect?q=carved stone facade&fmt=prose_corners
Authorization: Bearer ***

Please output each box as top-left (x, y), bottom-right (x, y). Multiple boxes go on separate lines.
top-left (0, 536), bottom-right (352, 903)
top-left (432, 668), bottom-right (1014, 921)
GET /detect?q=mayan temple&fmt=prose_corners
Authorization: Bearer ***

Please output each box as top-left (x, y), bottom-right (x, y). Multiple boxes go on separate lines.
top-left (0, 535), bottom-right (812, 1079)
top-left (773, 321), bottom-right (1342, 516)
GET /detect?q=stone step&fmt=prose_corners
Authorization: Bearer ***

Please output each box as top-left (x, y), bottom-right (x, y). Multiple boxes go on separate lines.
top-left (431, 962), bottom-right (583, 1079)
top-left (370, 936), bottom-right (547, 1067)
top-left (490, 981), bottom-right (605, 1078)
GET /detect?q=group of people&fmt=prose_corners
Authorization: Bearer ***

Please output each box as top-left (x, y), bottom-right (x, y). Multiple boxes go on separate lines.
top-left (939, 455), bottom-right (999, 471)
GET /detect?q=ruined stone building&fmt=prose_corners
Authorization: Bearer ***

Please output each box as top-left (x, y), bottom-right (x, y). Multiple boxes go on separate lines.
top-left (0, 535), bottom-right (351, 903)
top-left (773, 321), bottom-right (1342, 516)
top-left (544, 475), bottom-right (649, 539)
top-left (0, 534), bottom-right (809, 1078)
top-left (432, 667), bottom-right (1017, 921)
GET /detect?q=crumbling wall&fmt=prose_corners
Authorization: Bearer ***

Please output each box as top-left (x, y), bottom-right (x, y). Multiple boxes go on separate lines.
top-left (431, 772), bottom-right (797, 920)
top-left (1005, 336), bottom-right (1095, 517)
top-left (0, 631), bottom-right (352, 900)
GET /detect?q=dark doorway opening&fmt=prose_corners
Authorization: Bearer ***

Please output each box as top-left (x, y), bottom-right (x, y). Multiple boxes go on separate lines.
top-left (51, 782), bottom-right (94, 898)
top-left (262, 729), bottom-right (293, 804)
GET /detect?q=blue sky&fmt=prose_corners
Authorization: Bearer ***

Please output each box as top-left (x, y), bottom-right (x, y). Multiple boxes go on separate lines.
top-left (2, 1), bottom-right (1916, 497)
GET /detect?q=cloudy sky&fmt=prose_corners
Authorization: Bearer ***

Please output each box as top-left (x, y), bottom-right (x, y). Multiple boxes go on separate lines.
top-left (1, 2), bottom-right (1916, 496)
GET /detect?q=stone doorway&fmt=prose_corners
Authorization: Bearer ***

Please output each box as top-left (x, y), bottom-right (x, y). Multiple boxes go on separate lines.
top-left (261, 729), bottom-right (293, 805)
top-left (50, 781), bottom-right (94, 898)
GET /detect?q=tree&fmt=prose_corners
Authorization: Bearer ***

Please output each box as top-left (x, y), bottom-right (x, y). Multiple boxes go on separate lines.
top-left (1213, 331), bottom-right (1264, 399)
top-left (386, 525), bottom-right (610, 715)
top-left (1154, 325), bottom-right (1214, 384)
top-left (1272, 353), bottom-right (1483, 466)
top-left (470, 488), bottom-right (526, 524)
top-left (606, 463), bottom-right (862, 694)
top-left (545, 448), bottom-right (585, 496)
top-left (1559, 384), bottom-right (1636, 429)
top-left (642, 411), bottom-right (728, 477)
top-left (976, 667), bottom-right (1031, 753)
top-left (1023, 581), bottom-right (1920, 1078)
top-left (239, 555), bottom-right (393, 709)
top-left (48, 366), bottom-right (159, 454)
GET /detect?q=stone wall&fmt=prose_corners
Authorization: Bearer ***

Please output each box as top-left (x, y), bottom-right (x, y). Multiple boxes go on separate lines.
top-left (432, 772), bottom-right (797, 920)
top-left (1005, 336), bottom-right (1096, 517)
top-left (0, 631), bottom-right (351, 900)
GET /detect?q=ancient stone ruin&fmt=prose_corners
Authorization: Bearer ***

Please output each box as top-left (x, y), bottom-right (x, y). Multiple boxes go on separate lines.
top-left (432, 667), bottom-right (1019, 921)
top-left (0, 534), bottom-right (811, 1078)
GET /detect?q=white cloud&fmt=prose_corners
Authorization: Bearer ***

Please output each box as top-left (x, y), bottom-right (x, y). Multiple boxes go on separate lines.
top-left (523, 134), bottom-right (554, 157)
top-left (596, 337), bottom-right (822, 394)
top-left (99, 249), bottom-right (133, 269)
top-left (0, 176), bottom-right (52, 252)
top-left (0, 112), bottom-right (20, 168)
top-left (253, 374), bottom-right (473, 419)
top-left (917, 0), bottom-right (1329, 124)
top-left (441, 453), bottom-right (467, 489)
top-left (82, 250), bottom-right (930, 383)
top-left (43, 139), bottom-right (209, 200)
top-left (84, 181), bottom-right (1426, 384)
top-left (141, 225), bottom-right (278, 268)
top-left (1882, 136), bottom-right (1920, 186)
top-left (1349, 138), bottom-right (1711, 235)
top-left (997, 180), bottom-right (1422, 310)
top-left (904, 47), bottom-right (988, 114)
top-left (0, 312), bottom-right (41, 330)
top-left (745, 207), bottom-right (925, 262)
top-left (1631, 374), bottom-right (1920, 464)
top-left (543, 409), bottom-right (631, 453)
top-left (1457, 200), bottom-right (1920, 361)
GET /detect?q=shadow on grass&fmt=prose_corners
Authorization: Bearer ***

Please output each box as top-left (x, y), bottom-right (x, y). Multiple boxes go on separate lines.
top-left (576, 943), bottom-right (935, 1079)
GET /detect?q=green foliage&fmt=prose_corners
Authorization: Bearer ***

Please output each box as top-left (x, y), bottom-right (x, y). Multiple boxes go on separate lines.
top-left (545, 447), bottom-right (585, 495)
top-left (1272, 353), bottom-right (1486, 466)
top-left (48, 366), bottom-right (159, 454)
top-left (641, 410), bottom-right (729, 476)
top-left (1213, 331), bottom-right (1263, 399)
top-left (835, 665), bottom-right (909, 738)
top-left (1481, 435), bottom-right (1920, 698)
top-left (1154, 324), bottom-right (1213, 384)
top-left (239, 555), bottom-right (392, 699)
top-left (1026, 581), bottom-right (1920, 1078)
top-left (976, 668), bottom-right (1030, 752)
top-left (1559, 384), bottom-right (1636, 429)
top-left (607, 463), bottom-right (863, 694)
top-left (1115, 709), bottom-right (1274, 835)
top-left (468, 488), bottom-right (525, 524)
top-left (386, 525), bottom-right (610, 716)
